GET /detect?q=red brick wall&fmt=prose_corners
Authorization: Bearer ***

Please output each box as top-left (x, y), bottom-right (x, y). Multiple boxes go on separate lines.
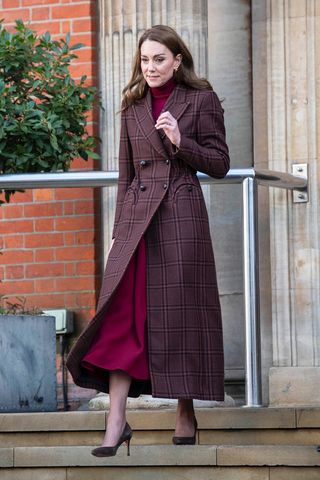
top-left (0, 0), bottom-right (100, 408)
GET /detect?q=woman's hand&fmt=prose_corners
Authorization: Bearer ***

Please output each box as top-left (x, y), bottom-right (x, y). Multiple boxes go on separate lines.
top-left (155, 111), bottom-right (181, 148)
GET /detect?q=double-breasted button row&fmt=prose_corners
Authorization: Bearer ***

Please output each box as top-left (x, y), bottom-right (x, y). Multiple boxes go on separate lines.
top-left (140, 184), bottom-right (168, 191)
top-left (140, 159), bottom-right (170, 166)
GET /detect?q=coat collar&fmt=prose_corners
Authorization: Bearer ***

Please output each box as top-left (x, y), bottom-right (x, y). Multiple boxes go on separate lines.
top-left (132, 84), bottom-right (190, 159)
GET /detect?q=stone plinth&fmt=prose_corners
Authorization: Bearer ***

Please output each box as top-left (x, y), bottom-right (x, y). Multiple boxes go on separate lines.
top-left (269, 367), bottom-right (320, 407)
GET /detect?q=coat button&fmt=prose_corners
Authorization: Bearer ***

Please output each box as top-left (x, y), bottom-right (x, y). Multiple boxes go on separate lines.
top-left (140, 160), bottom-right (147, 167)
top-left (163, 183), bottom-right (168, 189)
top-left (165, 159), bottom-right (170, 165)
top-left (188, 185), bottom-right (192, 191)
top-left (140, 185), bottom-right (146, 191)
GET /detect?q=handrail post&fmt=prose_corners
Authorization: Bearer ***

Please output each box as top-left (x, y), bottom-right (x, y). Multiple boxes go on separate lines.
top-left (242, 176), bottom-right (262, 406)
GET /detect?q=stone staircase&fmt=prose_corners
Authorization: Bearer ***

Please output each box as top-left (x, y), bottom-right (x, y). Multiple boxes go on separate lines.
top-left (1, 407), bottom-right (320, 479)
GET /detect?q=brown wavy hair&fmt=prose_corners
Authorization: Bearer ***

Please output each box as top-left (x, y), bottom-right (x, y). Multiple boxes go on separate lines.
top-left (122, 25), bottom-right (212, 109)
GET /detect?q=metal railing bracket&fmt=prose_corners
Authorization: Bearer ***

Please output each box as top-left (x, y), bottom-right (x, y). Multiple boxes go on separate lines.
top-left (292, 163), bottom-right (308, 203)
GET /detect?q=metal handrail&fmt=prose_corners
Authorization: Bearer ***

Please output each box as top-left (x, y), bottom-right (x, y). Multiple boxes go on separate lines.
top-left (0, 168), bottom-right (307, 190)
top-left (0, 168), bottom-right (308, 407)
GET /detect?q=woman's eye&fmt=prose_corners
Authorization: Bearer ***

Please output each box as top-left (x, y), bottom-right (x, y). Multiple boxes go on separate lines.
top-left (141, 58), bottom-right (164, 64)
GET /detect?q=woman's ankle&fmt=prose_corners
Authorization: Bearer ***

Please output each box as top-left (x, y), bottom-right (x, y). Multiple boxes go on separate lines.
top-left (177, 399), bottom-right (194, 417)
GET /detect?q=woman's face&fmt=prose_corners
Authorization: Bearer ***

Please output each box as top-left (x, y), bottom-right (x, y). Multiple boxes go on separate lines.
top-left (140, 39), bottom-right (181, 88)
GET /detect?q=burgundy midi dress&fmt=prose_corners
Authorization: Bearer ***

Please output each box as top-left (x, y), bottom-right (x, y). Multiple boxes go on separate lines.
top-left (81, 79), bottom-right (176, 382)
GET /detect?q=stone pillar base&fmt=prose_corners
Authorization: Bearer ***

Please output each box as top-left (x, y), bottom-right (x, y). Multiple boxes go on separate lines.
top-left (269, 367), bottom-right (320, 406)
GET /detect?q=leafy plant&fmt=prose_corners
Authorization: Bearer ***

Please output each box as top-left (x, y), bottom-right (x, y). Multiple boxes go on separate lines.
top-left (0, 19), bottom-right (100, 203)
top-left (0, 296), bottom-right (43, 315)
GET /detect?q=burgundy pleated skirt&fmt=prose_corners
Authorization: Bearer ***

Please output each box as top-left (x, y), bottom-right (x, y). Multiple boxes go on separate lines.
top-left (81, 237), bottom-right (150, 380)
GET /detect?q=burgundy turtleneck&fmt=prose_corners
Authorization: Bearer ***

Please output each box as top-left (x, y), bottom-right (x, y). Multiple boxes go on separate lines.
top-left (150, 77), bottom-right (176, 121)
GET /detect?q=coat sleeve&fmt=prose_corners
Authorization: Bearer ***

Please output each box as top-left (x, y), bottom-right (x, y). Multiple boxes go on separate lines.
top-left (173, 90), bottom-right (230, 178)
top-left (112, 109), bottom-right (135, 239)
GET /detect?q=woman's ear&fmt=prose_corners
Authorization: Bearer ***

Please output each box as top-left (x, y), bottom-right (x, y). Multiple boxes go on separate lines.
top-left (175, 53), bottom-right (182, 70)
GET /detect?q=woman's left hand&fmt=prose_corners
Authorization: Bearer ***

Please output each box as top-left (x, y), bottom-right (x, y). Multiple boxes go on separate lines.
top-left (155, 111), bottom-right (181, 148)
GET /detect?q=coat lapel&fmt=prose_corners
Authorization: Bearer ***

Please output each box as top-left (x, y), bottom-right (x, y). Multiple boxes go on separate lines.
top-left (133, 91), bottom-right (167, 159)
top-left (163, 84), bottom-right (190, 120)
top-left (132, 84), bottom-right (190, 158)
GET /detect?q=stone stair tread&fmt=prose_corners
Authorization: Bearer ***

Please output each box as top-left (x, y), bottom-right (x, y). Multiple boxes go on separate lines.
top-left (1, 444), bottom-right (320, 468)
top-left (0, 410), bottom-right (106, 432)
top-left (2, 407), bottom-right (320, 432)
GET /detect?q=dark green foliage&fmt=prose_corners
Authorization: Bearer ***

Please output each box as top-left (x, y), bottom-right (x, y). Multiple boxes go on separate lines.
top-left (0, 20), bottom-right (100, 203)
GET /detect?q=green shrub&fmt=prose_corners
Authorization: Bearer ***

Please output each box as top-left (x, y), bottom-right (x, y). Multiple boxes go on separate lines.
top-left (0, 19), bottom-right (100, 203)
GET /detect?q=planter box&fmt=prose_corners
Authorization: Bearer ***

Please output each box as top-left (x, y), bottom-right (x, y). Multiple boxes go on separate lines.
top-left (0, 315), bottom-right (57, 412)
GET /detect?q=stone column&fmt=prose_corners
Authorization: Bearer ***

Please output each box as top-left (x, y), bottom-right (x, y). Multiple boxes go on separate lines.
top-left (98, 0), bottom-right (209, 261)
top-left (254, 0), bottom-right (320, 405)
top-left (207, 0), bottom-right (263, 401)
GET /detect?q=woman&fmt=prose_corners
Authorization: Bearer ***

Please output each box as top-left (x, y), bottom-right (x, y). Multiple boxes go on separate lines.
top-left (67, 24), bottom-right (230, 457)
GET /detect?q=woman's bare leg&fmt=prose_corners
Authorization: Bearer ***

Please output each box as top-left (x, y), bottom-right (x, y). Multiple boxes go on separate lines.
top-left (101, 370), bottom-right (131, 447)
top-left (174, 399), bottom-right (196, 437)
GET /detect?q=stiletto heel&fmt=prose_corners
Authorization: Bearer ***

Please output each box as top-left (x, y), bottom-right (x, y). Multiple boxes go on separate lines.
top-left (91, 422), bottom-right (132, 457)
top-left (126, 437), bottom-right (131, 456)
top-left (172, 417), bottom-right (198, 445)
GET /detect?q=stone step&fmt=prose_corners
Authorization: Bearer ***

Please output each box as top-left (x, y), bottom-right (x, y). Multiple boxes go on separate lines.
top-left (1, 444), bottom-right (320, 467)
top-left (0, 444), bottom-right (320, 480)
top-left (2, 426), bottom-right (320, 448)
top-left (0, 407), bottom-right (318, 431)
top-left (1, 407), bottom-right (320, 447)
top-left (1, 468), bottom-right (320, 480)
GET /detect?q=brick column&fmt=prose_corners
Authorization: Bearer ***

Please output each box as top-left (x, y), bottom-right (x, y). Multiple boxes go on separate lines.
top-left (0, 0), bottom-right (100, 408)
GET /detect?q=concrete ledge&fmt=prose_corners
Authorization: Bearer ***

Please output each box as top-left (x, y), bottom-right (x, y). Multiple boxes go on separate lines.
top-left (200, 428), bottom-right (320, 446)
top-left (128, 408), bottom-right (296, 430)
top-left (196, 407), bottom-right (296, 429)
top-left (0, 448), bottom-right (13, 467)
top-left (14, 445), bottom-right (217, 467)
top-left (0, 468), bottom-right (67, 480)
top-left (269, 367), bottom-right (320, 407)
top-left (217, 445), bottom-right (320, 466)
top-left (296, 408), bottom-right (320, 428)
top-left (269, 467), bottom-right (320, 480)
top-left (2, 427), bottom-right (320, 448)
top-left (7, 444), bottom-right (320, 468)
top-left (0, 408), bottom-right (297, 433)
top-left (0, 411), bottom-right (106, 432)
top-left (1, 466), bottom-right (320, 480)
top-left (66, 466), bottom-right (270, 480)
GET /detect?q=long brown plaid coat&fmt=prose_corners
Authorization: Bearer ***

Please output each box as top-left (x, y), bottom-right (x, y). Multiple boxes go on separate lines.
top-left (67, 84), bottom-right (230, 400)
